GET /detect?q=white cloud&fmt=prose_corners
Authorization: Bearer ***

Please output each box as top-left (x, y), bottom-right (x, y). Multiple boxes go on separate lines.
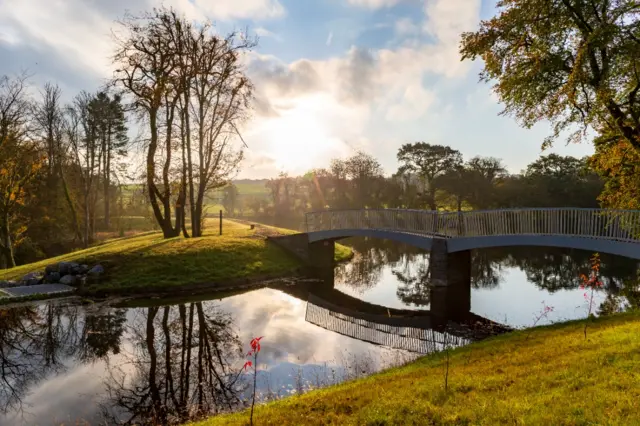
top-left (346, 0), bottom-right (404, 9)
top-left (423, 0), bottom-right (481, 45)
top-left (193, 0), bottom-right (285, 20)
top-left (0, 0), bottom-right (115, 78)
top-left (394, 18), bottom-right (419, 36)
top-left (0, 0), bottom-right (495, 178)
top-left (237, 0), bottom-right (484, 176)
top-left (385, 82), bottom-right (437, 122)
top-left (255, 26), bottom-right (282, 41)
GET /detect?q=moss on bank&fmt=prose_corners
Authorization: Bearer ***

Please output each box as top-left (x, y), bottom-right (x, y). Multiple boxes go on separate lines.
top-left (0, 219), bottom-right (353, 296)
top-left (190, 312), bottom-right (640, 426)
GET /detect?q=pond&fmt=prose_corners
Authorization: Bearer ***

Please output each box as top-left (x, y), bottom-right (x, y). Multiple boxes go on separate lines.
top-left (0, 238), bottom-right (638, 425)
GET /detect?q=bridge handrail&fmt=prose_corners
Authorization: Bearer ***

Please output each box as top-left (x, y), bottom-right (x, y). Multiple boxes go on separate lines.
top-left (304, 208), bottom-right (640, 243)
top-left (306, 207), bottom-right (640, 215)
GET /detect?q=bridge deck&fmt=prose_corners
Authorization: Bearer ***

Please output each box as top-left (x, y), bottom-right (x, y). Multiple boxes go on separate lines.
top-left (304, 208), bottom-right (640, 259)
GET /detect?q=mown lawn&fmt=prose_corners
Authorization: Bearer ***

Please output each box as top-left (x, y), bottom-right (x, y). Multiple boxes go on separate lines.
top-left (190, 312), bottom-right (640, 426)
top-left (0, 219), bottom-right (352, 293)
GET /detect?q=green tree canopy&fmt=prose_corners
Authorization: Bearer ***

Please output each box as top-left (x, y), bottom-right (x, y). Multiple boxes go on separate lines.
top-left (397, 143), bottom-right (463, 210)
top-left (460, 0), bottom-right (640, 151)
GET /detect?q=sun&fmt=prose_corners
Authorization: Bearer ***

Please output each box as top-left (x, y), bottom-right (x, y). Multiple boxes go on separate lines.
top-left (248, 95), bottom-right (349, 175)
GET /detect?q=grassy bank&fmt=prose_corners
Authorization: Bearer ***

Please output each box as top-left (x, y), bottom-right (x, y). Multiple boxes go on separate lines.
top-left (0, 219), bottom-right (353, 295)
top-left (192, 312), bottom-right (640, 425)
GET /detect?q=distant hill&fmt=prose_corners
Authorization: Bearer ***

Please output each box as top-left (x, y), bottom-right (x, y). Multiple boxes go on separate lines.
top-left (232, 179), bottom-right (269, 196)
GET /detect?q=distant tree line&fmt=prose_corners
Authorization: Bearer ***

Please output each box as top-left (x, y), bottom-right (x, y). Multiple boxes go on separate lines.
top-left (221, 144), bottom-right (604, 229)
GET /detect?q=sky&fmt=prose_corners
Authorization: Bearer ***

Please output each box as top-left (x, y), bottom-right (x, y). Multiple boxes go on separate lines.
top-left (0, 0), bottom-right (594, 179)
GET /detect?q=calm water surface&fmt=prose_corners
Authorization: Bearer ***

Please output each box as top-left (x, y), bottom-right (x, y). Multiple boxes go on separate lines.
top-left (0, 238), bottom-right (637, 425)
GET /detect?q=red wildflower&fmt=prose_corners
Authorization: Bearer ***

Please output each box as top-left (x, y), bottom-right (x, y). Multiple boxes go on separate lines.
top-left (250, 336), bottom-right (264, 353)
top-left (243, 361), bottom-right (253, 371)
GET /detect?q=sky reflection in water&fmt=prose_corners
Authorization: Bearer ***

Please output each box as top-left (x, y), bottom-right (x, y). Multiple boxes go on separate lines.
top-left (0, 242), bottom-right (637, 425)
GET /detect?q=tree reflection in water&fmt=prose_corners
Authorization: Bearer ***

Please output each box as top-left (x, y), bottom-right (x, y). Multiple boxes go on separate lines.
top-left (0, 301), bottom-right (245, 425)
top-left (99, 302), bottom-right (245, 425)
top-left (0, 302), bottom-right (82, 418)
top-left (80, 307), bottom-right (127, 361)
top-left (334, 237), bottom-right (639, 312)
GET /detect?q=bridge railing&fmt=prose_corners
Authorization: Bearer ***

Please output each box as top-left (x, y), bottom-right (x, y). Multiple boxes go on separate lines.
top-left (305, 208), bottom-right (640, 242)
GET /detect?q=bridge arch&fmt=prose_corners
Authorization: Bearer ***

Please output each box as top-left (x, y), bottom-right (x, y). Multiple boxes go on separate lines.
top-left (307, 228), bottom-right (435, 251)
top-left (448, 235), bottom-right (640, 260)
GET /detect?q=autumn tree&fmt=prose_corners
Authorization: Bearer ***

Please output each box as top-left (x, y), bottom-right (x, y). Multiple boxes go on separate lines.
top-left (396, 143), bottom-right (463, 210)
top-left (0, 75), bottom-right (43, 268)
top-left (589, 133), bottom-right (640, 209)
top-left (460, 0), bottom-right (640, 151)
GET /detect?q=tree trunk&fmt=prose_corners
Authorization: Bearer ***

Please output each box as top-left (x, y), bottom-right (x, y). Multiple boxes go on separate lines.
top-left (84, 191), bottom-right (90, 248)
top-left (193, 182), bottom-right (206, 238)
top-left (427, 189), bottom-right (437, 211)
top-left (0, 214), bottom-right (15, 268)
top-left (146, 306), bottom-right (165, 422)
top-left (146, 107), bottom-right (178, 238)
top-left (180, 106), bottom-right (190, 238)
top-left (186, 89), bottom-right (197, 237)
top-left (58, 161), bottom-right (82, 241)
top-left (104, 121), bottom-right (112, 230)
top-left (162, 100), bottom-right (179, 238)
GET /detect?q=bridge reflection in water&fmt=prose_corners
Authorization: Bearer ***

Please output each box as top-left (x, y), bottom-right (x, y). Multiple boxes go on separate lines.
top-left (286, 275), bottom-right (510, 354)
top-left (305, 294), bottom-right (473, 354)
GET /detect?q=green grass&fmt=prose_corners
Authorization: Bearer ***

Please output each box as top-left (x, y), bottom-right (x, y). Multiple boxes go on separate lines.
top-left (0, 219), bottom-right (353, 294)
top-left (234, 180), bottom-right (269, 195)
top-left (190, 313), bottom-right (640, 425)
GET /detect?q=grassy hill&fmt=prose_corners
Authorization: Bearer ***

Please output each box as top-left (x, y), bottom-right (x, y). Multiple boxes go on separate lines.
top-left (0, 219), bottom-right (352, 296)
top-left (191, 312), bottom-right (640, 425)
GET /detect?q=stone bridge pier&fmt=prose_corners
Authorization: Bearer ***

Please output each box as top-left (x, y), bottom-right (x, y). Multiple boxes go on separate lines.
top-left (429, 238), bottom-right (471, 324)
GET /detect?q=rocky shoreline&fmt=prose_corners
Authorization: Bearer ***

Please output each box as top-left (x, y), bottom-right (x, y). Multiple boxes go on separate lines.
top-left (0, 261), bottom-right (105, 290)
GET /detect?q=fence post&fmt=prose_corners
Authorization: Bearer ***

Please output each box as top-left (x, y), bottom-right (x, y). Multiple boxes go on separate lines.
top-left (219, 210), bottom-right (223, 235)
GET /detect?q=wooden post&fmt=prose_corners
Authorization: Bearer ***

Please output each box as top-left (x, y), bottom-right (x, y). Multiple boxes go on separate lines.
top-left (219, 210), bottom-right (223, 235)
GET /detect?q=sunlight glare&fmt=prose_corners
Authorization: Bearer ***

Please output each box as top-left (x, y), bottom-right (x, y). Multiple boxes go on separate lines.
top-left (249, 95), bottom-right (351, 175)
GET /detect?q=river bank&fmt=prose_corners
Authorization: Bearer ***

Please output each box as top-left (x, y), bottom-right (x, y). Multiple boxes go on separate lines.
top-left (191, 311), bottom-right (640, 425)
top-left (0, 219), bottom-right (353, 304)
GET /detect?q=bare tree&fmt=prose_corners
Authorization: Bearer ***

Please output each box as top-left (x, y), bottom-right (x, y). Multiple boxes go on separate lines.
top-left (112, 9), bottom-right (184, 238)
top-left (185, 26), bottom-right (252, 236)
top-left (112, 7), bottom-right (254, 238)
top-left (33, 83), bottom-right (82, 241)
top-left (0, 73), bottom-right (30, 150)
